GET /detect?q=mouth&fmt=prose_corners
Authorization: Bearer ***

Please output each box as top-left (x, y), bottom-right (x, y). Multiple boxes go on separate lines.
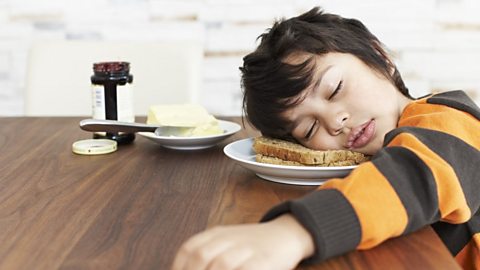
top-left (346, 119), bottom-right (376, 149)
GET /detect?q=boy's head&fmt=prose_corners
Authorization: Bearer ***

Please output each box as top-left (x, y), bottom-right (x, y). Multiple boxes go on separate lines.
top-left (240, 7), bottom-right (412, 155)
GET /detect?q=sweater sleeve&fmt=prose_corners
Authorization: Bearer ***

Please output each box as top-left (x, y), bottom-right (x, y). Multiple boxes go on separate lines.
top-left (262, 91), bottom-right (480, 264)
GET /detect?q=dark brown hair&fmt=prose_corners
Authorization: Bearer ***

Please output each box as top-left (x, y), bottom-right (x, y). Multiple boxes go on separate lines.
top-left (240, 7), bottom-right (411, 141)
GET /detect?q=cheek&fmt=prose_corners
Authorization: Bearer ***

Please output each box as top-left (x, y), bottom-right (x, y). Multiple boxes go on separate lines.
top-left (349, 89), bottom-right (396, 117)
top-left (306, 130), bottom-right (339, 150)
top-left (349, 78), bottom-right (395, 108)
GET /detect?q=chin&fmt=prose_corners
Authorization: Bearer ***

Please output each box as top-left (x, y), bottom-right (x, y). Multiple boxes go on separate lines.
top-left (354, 148), bottom-right (374, 156)
top-left (360, 141), bottom-right (383, 156)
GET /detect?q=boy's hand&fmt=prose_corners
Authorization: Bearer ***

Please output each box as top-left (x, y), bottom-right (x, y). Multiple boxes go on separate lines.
top-left (171, 214), bottom-right (314, 270)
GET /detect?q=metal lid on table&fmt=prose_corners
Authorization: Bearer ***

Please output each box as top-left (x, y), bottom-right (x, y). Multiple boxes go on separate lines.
top-left (72, 139), bottom-right (117, 155)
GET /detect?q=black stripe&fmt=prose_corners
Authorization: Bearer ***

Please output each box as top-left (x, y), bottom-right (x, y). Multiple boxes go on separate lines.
top-left (467, 210), bottom-right (480, 234)
top-left (372, 147), bottom-right (440, 234)
top-left (416, 93), bottom-right (433, 100)
top-left (432, 221), bottom-right (471, 256)
top-left (385, 127), bottom-right (480, 213)
top-left (261, 189), bottom-right (361, 263)
top-left (105, 83), bottom-right (118, 120)
top-left (427, 90), bottom-right (480, 120)
top-left (433, 210), bottom-right (480, 256)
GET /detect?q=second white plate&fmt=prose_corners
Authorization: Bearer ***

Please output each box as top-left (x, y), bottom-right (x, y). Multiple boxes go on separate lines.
top-left (223, 138), bottom-right (357, 185)
top-left (138, 120), bottom-right (241, 150)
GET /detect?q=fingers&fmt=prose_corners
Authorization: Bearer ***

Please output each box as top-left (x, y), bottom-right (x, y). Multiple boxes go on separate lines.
top-left (183, 239), bottom-right (232, 270)
top-left (207, 246), bottom-right (253, 270)
top-left (172, 221), bottom-right (304, 270)
top-left (172, 230), bottom-right (211, 270)
top-left (176, 241), bottom-right (259, 270)
top-left (171, 227), bottom-right (228, 270)
top-left (172, 238), bottom-right (280, 270)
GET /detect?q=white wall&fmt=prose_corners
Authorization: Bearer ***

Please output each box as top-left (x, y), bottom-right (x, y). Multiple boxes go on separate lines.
top-left (0, 0), bottom-right (479, 116)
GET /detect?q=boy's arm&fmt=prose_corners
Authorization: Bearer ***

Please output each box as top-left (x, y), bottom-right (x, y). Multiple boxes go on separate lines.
top-left (172, 214), bottom-right (315, 270)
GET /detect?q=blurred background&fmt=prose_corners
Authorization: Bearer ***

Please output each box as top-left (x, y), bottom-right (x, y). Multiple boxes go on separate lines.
top-left (0, 0), bottom-right (479, 116)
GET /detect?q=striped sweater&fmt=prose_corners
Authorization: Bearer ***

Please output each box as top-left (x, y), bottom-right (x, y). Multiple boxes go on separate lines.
top-left (262, 90), bottom-right (480, 269)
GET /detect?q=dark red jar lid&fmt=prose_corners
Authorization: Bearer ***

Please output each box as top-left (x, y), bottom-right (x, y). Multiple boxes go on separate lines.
top-left (93, 62), bottom-right (130, 73)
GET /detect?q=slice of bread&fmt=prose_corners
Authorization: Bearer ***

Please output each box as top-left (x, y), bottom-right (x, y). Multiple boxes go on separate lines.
top-left (253, 136), bottom-right (369, 167)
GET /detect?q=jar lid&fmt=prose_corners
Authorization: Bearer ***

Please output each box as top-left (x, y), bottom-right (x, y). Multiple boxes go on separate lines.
top-left (93, 62), bottom-right (130, 74)
top-left (72, 139), bottom-right (117, 155)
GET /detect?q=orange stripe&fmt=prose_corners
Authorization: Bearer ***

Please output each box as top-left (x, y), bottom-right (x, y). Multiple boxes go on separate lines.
top-left (320, 162), bottom-right (408, 249)
top-left (400, 100), bottom-right (480, 150)
top-left (387, 133), bottom-right (471, 223)
top-left (455, 233), bottom-right (480, 270)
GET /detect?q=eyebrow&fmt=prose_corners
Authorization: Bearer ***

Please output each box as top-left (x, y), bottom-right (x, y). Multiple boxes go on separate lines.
top-left (290, 65), bottom-right (334, 131)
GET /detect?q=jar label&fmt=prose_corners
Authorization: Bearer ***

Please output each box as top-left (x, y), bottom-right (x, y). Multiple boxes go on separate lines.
top-left (91, 84), bottom-right (135, 123)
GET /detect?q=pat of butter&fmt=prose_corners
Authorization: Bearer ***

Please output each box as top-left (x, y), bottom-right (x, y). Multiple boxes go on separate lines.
top-left (147, 104), bottom-right (223, 136)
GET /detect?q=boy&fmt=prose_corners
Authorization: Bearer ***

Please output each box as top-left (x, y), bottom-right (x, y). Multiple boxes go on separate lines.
top-left (173, 7), bottom-right (480, 270)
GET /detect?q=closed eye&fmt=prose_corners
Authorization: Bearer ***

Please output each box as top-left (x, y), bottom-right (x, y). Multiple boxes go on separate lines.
top-left (305, 120), bottom-right (317, 140)
top-left (328, 80), bottom-right (343, 100)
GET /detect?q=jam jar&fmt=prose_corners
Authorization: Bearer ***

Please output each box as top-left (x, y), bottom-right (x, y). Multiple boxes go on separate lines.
top-left (91, 61), bottom-right (135, 144)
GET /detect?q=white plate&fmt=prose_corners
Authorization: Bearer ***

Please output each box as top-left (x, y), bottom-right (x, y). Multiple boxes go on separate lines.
top-left (223, 138), bottom-right (357, 185)
top-left (138, 120), bottom-right (241, 150)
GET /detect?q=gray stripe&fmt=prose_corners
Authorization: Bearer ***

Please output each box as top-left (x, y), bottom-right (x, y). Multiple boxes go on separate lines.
top-left (427, 90), bottom-right (480, 120)
top-left (433, 210), bottom-right (480, 256)
top-left (432, 221), bottom-right (471, 256)
top-left (261, 189), bottom-right (361, 263)
top-left (467, 210), bottom-right (480, 233)
top-left (432, 211), bottom-right (480, 256)
top-left (385, 127), bottom-right (480, 213)
top-left (372, 146), bottom-right (440, 234)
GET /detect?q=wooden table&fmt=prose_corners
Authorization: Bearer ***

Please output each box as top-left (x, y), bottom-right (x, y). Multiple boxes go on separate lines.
top-left (0, 117), bottom-right (460, 270)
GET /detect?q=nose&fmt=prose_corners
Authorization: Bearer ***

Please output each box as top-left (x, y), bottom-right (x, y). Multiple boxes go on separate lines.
top-left (327, 111), bottom-right (349, 135)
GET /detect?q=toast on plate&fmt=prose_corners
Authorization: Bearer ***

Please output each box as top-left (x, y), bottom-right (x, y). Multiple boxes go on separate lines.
top-left (253, 136), bottom-right (369, 167)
